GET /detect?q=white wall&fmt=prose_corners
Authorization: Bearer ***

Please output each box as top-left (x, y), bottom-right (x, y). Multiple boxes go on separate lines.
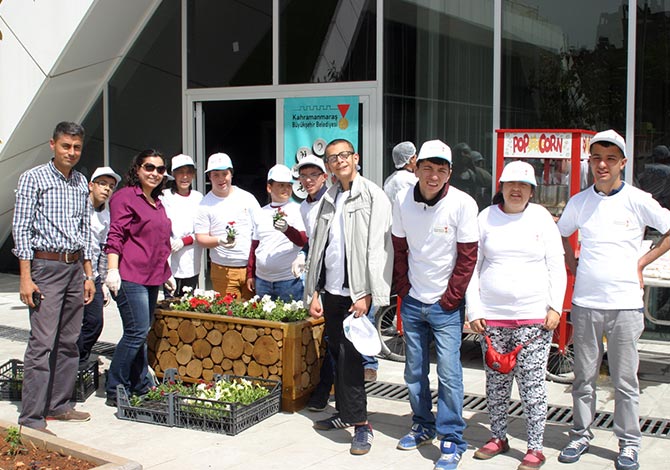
top-left (0, 0), bottom-right (159, 253)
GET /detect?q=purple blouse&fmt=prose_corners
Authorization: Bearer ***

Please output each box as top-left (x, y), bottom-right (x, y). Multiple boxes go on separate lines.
top-left (106, 186), bottom-right (172, 286)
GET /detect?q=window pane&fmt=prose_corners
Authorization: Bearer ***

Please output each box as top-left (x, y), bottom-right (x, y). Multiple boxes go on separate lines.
top-left (384, 0), bottom-right (494, 208)
top-left (188, 0), bottom-right (272, 87)
top-left (280, 0), bottom-right (376, 83)
top-left (202, 100), bottom-right (275, 204)
top-left (108, 0), bottom-right (182, 175)
top-left (77, 95), bottom-right (104, 180)
top-left (634, 0), bottom-right (670, 213)
top-left (501, 0), bottom-right (628, 130)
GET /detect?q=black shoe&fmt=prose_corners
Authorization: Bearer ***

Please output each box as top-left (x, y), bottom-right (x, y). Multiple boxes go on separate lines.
top-left (105, 397), bottom-right (117, 408)
top-left (306, 393), bottom-right (330, 412)
top-left (313, 414), bottom-right (353, 430)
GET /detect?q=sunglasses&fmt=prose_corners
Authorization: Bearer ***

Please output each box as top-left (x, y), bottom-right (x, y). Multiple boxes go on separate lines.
top-left (141, 163), bottom-right (167, 175)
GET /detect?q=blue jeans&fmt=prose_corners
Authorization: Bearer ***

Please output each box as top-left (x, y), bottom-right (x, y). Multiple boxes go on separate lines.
top-left (106, 281), bottom-right (158, 399)
top-left (362, 305), bottom-right (379, 370)
top-left (254, 277), bottom-right (303, 303)
top-left (78, 277), bottom-right (104, 364)
top-left (401, 295), bottom-right (467, 453)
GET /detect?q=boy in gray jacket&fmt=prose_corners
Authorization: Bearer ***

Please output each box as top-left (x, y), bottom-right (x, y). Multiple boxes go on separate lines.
top-left (304, 138), bottom-right (392, 456)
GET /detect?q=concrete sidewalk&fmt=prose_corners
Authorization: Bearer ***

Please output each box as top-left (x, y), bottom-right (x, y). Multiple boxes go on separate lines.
top-left (1, 272), bottom-right (669, 469)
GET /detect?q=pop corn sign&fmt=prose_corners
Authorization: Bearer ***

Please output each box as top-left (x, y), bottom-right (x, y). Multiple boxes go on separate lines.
top-left (503, 132), bottom-right (572, 159)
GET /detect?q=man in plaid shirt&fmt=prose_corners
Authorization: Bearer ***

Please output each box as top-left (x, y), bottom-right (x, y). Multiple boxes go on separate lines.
top-left (12, 121), bottom-right (96, 435)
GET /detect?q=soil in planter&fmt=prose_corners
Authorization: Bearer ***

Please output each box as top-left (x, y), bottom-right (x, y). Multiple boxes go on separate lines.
top-left (0, 440), bottom-right (96, 470)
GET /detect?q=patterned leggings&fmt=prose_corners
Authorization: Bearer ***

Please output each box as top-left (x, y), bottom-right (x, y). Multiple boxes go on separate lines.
top-left (481, 325), bottom-right (552, 450)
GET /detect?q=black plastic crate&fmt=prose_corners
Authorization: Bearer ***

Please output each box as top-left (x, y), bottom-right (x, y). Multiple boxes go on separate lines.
top-left (0, 359), bottom-right (98, 402)
top-left (116, 384), bottom-right (175, 427)
top-left (0, 359), bottom-right (23, 401)
top-left (173, 375), bottom-right (281, 435)
top-left (73, 359), bottom-right (98, 402)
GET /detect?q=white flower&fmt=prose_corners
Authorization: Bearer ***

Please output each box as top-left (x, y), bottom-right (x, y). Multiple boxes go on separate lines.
top-left (262, 301), bottom-right (276, 313)
top-left (261, 294), bottom-right (272, 304)
top-left (182, 286), bottom-right (193, 293)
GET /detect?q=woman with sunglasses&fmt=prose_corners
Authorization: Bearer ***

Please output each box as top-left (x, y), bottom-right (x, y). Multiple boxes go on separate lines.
top-left (104, 149), bottom-right (172, 406)
top-left (466, 161), bottom-right (567, 470)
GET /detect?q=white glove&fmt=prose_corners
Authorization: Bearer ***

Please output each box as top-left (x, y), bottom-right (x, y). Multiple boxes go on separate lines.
top-left (218, 236), bottom-right (236, 249)
top-left (170, 238), bottom-right (185, 253)
top-left (102, 284), bottom-right (111, 306)
top-left (273, 218), bottom-right (288, 232)
top-left (105, 268), bottom-right (121, 296)
top-left (291, 252), bottom-right (306, 278)
top-left (164, 276), bottom-right (176, 295)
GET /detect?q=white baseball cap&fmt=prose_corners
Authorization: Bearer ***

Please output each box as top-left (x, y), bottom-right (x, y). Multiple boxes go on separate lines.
top-left (499, 160), bottom-right (537, 186)
top-left (295, 155), bottom-right (326, 174)
top-left (171, 154), bottom-right (195, 172)
top-left (90, 166), bottom-right (121, 184)
top-left (267, 164), bottom-right (293, 183)
top-left (417, 139), bottom-right (452, 165)
top-left (590, 129), bottom-right (627, 158)
top-left (205, 152), bottom-right (233, 173)
top-left (343, 312), bottom-right (382, 356)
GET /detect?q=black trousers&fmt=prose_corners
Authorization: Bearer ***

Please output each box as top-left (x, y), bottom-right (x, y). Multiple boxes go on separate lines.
top-left (322, 292), bottom-right (367, 423)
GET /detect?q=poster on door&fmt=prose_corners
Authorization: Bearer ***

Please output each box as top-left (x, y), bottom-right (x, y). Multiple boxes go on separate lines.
top-left (284, 96), bottom-right (358, 198)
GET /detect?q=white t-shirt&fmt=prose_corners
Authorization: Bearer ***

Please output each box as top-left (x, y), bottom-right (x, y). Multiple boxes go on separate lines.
top-left (251, 201), bottom-right (305, 282)
top-left (90, 205), bottom-right (110, 278)
top-left (468, 203), bottom-right (566, 321)
top-left (384, 170), bottom-right (418, 203)
top-left (392, 185), bottom-right (479, 304)
top-left (160, 188), bottom-right (204, 278)
top-left (324, 190), bottom-right (350, 296)
top-left (300, 197), bottom-right (322, 240)
top-left (557, 184), bottom-right (670, 309)
top-left (194, 186), bottom-right (260, 267)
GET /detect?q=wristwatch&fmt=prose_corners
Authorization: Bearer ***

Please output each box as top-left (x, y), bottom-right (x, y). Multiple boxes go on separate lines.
top-left (84, 275), bottom-right (95, 281)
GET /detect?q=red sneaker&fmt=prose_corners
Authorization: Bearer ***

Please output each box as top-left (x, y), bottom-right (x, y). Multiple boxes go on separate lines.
top-left (473, 437), bottom-right (510, 460)
top-left (518, 449), bottom-right (546, 470)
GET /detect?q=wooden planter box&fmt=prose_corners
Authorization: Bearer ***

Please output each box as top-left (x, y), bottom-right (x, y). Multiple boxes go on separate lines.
top-left (148, 308), bottom-right (325, 412)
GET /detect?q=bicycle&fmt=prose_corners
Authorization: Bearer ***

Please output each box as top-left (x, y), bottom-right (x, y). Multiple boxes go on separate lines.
top-left (375, 295), bottom-right (575, 383)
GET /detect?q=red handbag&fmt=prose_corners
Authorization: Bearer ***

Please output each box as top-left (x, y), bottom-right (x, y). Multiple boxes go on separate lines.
top-left (484, 333), bottom-right (542, 374)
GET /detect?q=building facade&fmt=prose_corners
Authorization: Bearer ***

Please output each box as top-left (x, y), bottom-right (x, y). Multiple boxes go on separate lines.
top-left (2, 1), bottom-right (670, 337)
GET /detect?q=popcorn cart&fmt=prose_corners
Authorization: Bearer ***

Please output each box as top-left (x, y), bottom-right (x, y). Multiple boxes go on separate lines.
top-left (495, 129), bottom-right (596, 382)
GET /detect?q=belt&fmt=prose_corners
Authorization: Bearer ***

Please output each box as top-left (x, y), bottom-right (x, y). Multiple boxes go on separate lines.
top-left (33, 250), bottom-right (81, 264)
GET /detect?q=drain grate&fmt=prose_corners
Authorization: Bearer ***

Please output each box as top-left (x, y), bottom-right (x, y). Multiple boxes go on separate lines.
top-left (0, 325), bottom-right (116, 357)
top-left (365, 381), bottom-right (670, 439)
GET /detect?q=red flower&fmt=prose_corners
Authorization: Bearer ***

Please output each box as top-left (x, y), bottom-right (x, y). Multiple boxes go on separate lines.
top-left (222, 293), bottom-right (235, 305)
top-left (226, 309), bottom-right (233, 316)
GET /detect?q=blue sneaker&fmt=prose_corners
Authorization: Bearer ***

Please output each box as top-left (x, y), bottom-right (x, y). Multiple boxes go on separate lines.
top-left (558, 440), bottom-right (589, 463)
top-left (615, 446), bottom-right (639, 470)
top-left (397, 424), bottom-right (436, 450)
top-left (350, 424), bottom-right (374, 455)
top-left (434, 441), bottom-right (462, 470)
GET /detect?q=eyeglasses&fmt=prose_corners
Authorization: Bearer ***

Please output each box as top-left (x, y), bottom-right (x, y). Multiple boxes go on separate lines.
top-left (141, 163), bottom-right (167, 174)
top-left (94, 181), bottom-right (116, 190)
top-left (325, 151), bottom-right (354, 164)
top-left (298, 172), bottom-right (324, 181)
